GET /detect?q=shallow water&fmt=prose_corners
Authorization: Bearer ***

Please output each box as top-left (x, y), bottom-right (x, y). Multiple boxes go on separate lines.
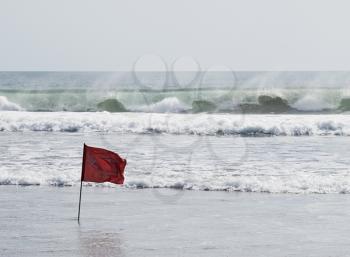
top-left (1, 187), bottom-right (350, 257)
top-left (1, 116), bottom-right (350, 193)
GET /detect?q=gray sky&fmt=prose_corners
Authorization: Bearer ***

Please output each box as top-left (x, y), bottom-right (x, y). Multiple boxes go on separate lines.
top-left (1, 0), bottom-right (350, 71)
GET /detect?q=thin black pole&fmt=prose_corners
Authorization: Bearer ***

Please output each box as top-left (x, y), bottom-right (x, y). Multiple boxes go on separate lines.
top-left (78, 179), bottom-right (83, 224)
top-left (78, 144), bottom-right (86, 224)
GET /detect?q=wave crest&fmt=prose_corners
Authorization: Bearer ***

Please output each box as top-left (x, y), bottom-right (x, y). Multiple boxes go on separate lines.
top-left (292, 95), bottom-right (335, 111)
top-left (0, 112), bottom-right (349, 136)
top-left (133, 97), bottom-right (188, 113)
top-left (0, 96), bottom-right (23, 111)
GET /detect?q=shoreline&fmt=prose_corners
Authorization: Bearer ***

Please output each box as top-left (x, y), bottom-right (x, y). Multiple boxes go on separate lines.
top-left (2, 186), bottom-right (350, 256)
top-left (3, 184), bottom-right (350, 195)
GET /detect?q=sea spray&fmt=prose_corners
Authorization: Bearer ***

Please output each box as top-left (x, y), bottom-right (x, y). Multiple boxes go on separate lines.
top-left (0, 96), bottom-right (23, 111)
top-left (1, 88), bottom-right (350, 113)
top-left (132, 97), bottom-right (189, 113)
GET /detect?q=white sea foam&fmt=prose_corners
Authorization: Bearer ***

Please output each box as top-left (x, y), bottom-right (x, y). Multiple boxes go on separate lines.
top-left (2, 168), bottom-right (350, 194)
top-left (0, 96), bottom-right (23, 111)
top-left (132, 97), bottom-right (188, 113)
top-left (292, 95), bottom-right (335, 111)
top-left (0, 111), bottom-right (350, 136)
top-left (125, 175), bottom-right (350, 194)
top-left (1, 123), bottom-right (350, 194)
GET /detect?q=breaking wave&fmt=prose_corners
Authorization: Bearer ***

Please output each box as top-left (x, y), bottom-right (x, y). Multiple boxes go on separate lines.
top-left (132, 97), bottom-right (189, 113)
top-left (2, 173), bottom-right (350, 194)
top-left (124, 177), bottom-right (350, 194)
top-left (2, 71), bottom-right (350, 113)
top-left (2, 88), bottom-right (350, 114)
top-left (291, 95), bottom-right (336, 111)
top-left (0, 96), bottom-right (23, 111)
top-left (0, 111), bottom-right (350, 136)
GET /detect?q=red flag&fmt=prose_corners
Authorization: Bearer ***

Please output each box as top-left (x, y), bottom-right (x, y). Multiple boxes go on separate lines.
top-left (81, 144), bottom-right (126, 185)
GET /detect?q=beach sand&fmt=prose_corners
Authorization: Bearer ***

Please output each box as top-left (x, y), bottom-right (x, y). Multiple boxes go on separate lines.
top-left (1, 186), bottom-right (350, 257)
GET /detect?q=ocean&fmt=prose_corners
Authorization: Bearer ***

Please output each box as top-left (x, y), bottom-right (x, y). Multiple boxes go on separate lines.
top-left (1, 71), bottom-right (350, 194)
top-left (3, 71), bottom-right (350, 256)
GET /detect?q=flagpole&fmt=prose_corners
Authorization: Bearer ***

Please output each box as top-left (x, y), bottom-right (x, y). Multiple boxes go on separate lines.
top-left (78, 144), bottom-right (86, 224)
top-left (78, 177), bottom-right (83, 223)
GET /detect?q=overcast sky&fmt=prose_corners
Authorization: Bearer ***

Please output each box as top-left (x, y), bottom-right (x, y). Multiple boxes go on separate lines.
top-left (1, 0), bottom-right (350, 71)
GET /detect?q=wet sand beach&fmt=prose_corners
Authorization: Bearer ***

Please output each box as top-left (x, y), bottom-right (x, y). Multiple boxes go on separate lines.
top-left (1, 186), bottom-right (350, 257)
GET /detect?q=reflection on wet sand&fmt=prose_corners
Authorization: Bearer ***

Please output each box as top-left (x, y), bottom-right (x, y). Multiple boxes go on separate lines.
top-left (79, 230), bottom-right (124, 257)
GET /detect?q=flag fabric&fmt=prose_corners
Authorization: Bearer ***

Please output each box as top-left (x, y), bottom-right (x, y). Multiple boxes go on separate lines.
top-left (81, 144), bottom-right (126, 185)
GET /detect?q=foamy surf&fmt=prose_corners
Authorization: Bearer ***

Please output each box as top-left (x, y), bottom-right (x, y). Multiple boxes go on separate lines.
top-left (0, 111), bottom-right (349, 136)
top-left (2, 173), bottom-right (350, 194)
top-left (2, 72), bottom-right (350, 195)
top-left (1, 112), bottom-right (350, 194)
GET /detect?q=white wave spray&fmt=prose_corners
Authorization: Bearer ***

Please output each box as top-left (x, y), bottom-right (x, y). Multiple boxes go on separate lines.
top-left (292, 95), bottom-right (335, 111)
top-left (132, 97), bottom-right (189, 113)
top-left (0, 96), bottom-right (23, 111)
